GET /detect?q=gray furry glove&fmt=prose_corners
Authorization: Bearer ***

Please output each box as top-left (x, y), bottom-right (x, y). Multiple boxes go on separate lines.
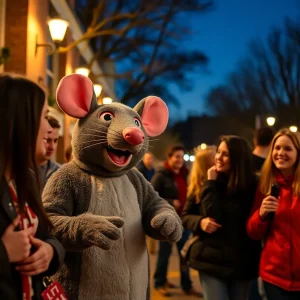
top-left (150, 212), bottom-right (183, 242)
top-left (80, 214), bottom-right (124, 250)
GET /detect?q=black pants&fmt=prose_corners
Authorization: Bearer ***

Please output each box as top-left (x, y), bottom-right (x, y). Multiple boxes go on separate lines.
top-left (263, 281), bottom-right (300, 300)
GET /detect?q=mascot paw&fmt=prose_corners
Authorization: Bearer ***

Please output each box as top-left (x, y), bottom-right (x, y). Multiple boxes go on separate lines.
top-left (151, 212), bottom-right (183, 242)
top-left (82, 215), bottom-right (124, 250)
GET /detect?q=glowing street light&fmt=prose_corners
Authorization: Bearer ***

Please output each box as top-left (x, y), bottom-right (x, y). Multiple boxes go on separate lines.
top-left (102, 97), bottom-right (113, 104)
top-left (75, 67), bottom-right (90, 77)
top-left (94, 84), bottom-right (102, 98)
top-left (200, 143), bottom-right (207, 150)
top-left (35, 18), bottom-right (69, 55)
top-left (266, 117), bottom-right (276, 126)
top-left (184, 154), bottom-right (190, 162)
top-left (289, 126), bottom-right (298, 132)
top-left (48, 19), bottom-right (69, 43)
top-left (189, 155), bottom-right (195, 162)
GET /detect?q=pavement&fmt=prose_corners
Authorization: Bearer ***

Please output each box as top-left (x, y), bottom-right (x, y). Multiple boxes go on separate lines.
top-left (149, 239), bottom-right (204, 300)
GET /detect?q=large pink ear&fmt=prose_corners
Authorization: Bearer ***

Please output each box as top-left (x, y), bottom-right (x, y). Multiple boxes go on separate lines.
top-left (56, 74), bottom-right (96, 118)
top-left (134, 96), bottom-right (169, 137)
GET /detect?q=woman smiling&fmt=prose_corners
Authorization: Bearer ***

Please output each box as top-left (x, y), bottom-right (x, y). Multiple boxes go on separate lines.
top-left (247, 128), bottom-right (300, 300)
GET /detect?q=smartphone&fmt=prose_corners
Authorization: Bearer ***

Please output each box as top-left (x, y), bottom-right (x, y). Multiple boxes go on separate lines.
top-left (266, 184), bottom-right (280, 221)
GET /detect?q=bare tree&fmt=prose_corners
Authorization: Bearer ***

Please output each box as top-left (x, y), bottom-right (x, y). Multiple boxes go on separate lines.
top-left (62, 0), bottom-right (212, 105)
top-left (207, 18), bottom-right (300, 126)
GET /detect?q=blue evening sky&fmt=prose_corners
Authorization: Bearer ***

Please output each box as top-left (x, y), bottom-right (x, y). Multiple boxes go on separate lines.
top-left (169, 0), bottom-right (300, 122)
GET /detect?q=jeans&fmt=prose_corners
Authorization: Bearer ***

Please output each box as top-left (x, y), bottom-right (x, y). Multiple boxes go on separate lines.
top-left (263, 281), bottom-right (300, 300)
top-left (199, 272), bottom-right (251, 300)
top-left (154, 228), bottom-right (192, 291)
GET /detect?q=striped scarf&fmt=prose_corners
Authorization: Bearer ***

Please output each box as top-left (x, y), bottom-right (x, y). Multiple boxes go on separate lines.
top-left (8, 180), bottom-right (39, 300)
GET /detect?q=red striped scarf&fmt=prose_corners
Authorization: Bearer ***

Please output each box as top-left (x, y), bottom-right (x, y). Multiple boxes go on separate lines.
top-left (8, 180), bottom-right (39, 300)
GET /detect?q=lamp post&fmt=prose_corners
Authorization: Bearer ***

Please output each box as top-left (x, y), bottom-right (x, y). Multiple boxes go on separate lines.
top-left (35, 18), bottom-right (69, 55)
top-left (75, 67), bottom-right (90, 77)
top-left (289, 126), bottom-right (298, 132)
top-left (184, 154), bottom-right (190, 162)
top-left (94, 84), bottom-right (102, 98)
top-left (48, 19), bottom-right (69, 43)
top-left (102, 97), bottom-right (113, 104)
top-left (266, 117), bottom-right (276, 127)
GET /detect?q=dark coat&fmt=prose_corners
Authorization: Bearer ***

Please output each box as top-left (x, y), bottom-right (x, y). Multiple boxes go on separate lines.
top-left (182, 177), bottom-right (261, 280)
top-left (0, 178), bottom-right (65, 299)
top-left (151, 164), bottom-right (188, 205)
top-left (136, 162), bottom-right (155, 182)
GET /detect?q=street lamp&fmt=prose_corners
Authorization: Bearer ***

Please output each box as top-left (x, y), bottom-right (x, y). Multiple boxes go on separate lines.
top-left (189, 155), bottom-right (195, 162)
top-left (184, 154), bottom-right (190, 162)
top-left (266, 117), bottom-right (276, 126)
top-left (289, 126), bottom-right (298, 132)
top-left (35, 18), bottom-right (69, 55)
top-left (94, 84), bottom-right (102, 98)
top-left (75, 67), bottom-right (90, 77)
top-left (200, 143), bottom-right (207, 150)
top-left (48, 19), bottom-right (69, 43)
top-left (102, 97), bottom-right (113, 104)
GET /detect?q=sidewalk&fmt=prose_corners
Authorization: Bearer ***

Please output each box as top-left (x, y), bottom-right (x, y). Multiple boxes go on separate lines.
top-left (149, 242), bottom-right (203, 300)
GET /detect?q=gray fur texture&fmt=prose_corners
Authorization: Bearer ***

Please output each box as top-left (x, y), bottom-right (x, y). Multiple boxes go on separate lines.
top-left (43, 74), bottom-right (183, 300)
top-left (72, 102), bottom-right (149, 177)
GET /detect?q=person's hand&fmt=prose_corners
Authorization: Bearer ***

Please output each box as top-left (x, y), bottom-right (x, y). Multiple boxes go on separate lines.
top-left (1, 216), bottom-right (34, 263)
top-left (259, 196), bottom-right (279, 220)
top-left (207, 166), bottom-right (218, 180)
top-left (200, 217), bottom-right (222, 234)
top-left (173, 200), bottom-right (181, 211)
top-left (16, 236), bottom-right (54, 276)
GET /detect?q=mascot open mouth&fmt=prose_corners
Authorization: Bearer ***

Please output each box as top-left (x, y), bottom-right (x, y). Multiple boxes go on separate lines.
top-left (105, 145), bottom-right (133, 166)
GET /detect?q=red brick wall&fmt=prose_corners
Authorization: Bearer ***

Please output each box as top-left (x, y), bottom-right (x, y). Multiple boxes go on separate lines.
top-left (4, 0), bottom-right (28, 74)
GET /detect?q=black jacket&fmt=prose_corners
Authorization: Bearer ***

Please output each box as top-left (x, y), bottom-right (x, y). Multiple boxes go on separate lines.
top-left (182, 177), bottom-right (261, 280)
top-left (151, 164), bottom-right (188, 206)
top-left (0, 178), bottom-right (65, 299)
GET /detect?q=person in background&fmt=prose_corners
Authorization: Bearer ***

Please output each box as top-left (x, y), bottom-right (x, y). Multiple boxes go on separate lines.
top-left (137, 152), bottom-right (157, 253)
top-left (252, 127), bottom-right (275, 174)
top-left (36, 116), bottom-right (61, 188)
top-left (247, 128), bottom-right (300, 300)
top-left (181, 146), bottom-right (216, 289)
top-left (182, 145), bottom-right (216, 230)
top-left (137, 152), bottom-right (155, 182)
top-left (183, 136), bottom-right (260, 300)
top-left (151, 144), bottom-right (202, 297)
top-left (0, 73), bottom-right (65, 299)
top-left (250, 127), bottom-right (274, 300)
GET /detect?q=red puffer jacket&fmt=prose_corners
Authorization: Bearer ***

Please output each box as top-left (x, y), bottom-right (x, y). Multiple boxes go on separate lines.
top-left (247, 172), bottom-right (300, 291)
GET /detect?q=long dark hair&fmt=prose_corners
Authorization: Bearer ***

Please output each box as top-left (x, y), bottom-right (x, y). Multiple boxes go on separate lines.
top-left (218, 135), bottom-right (255, 193)
top-left (0, 73), bottom-right (52, 229)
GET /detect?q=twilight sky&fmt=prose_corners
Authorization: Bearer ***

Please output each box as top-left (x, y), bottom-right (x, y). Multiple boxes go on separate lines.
top-left (168, 0), bottom-right (300, 122)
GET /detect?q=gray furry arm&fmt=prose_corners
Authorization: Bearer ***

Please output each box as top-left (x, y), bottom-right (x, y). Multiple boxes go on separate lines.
top-left (42, 163), bottom-right (92, 252)
top-left (127, 169), bottom-right (181, 240)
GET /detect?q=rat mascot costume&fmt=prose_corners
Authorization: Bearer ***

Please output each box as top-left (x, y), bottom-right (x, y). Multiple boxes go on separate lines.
top-left (42, 74), bottom-right (183, 300)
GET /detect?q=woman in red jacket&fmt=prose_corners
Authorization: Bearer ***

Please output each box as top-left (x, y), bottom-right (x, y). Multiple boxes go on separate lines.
top-left (247, 128), bottom-right (300, 300)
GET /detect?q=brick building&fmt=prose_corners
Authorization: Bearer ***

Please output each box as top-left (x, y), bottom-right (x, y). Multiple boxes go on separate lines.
top-left (0, 0), bottom-right (115, 163)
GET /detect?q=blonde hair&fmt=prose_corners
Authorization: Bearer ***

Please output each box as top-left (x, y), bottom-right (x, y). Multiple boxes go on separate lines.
top-left (260, 128), bottom-right (300, 196)
top-left (187, 146), bottom-right (216, 203)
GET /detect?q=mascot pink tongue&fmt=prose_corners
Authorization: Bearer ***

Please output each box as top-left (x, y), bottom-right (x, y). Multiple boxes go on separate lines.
top-left (42, 73), bottom-right (183, 300)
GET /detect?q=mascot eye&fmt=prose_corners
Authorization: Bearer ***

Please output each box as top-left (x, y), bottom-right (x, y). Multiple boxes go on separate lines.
top-left (134, 118), bottom-right (141, 127)
top-left (100, 112), bottom-right (114, 122)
